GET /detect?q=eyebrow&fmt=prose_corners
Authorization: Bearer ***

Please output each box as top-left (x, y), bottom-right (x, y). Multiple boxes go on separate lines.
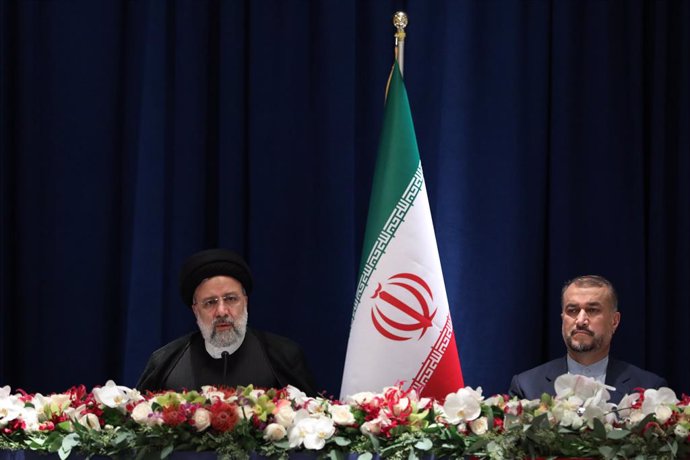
top-left (201, 292), bottom-right (241, 301)
top-left (565, 302), bottom-right (602, 308)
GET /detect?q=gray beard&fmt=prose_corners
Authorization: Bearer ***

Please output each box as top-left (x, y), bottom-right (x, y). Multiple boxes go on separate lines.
top-left (197, 308), bottom-right (248, 350)
top-left (565, 332), bottom-right (602, 353)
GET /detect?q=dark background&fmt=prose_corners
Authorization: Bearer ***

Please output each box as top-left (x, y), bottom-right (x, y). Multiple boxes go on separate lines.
top-left (1, 0), bottom-right (688, 399)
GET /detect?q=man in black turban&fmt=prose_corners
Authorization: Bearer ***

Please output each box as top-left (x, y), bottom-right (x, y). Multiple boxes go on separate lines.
top-left (136, 249), bottom-right (316, 394)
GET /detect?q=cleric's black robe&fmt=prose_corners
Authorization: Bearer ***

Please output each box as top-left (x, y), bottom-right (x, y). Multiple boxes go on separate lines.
top-left (136, 328), bottom-right (316, 395)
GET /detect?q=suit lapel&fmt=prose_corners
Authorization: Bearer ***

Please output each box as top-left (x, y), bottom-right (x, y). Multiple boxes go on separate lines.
top-left (543, 357), bottom-right (569, 394)
top-left (606, 359), bottom-right (630, 403)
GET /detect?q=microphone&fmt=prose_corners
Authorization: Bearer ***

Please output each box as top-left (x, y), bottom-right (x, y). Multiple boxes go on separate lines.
top-left (221, 351), bottom-right (230, 385)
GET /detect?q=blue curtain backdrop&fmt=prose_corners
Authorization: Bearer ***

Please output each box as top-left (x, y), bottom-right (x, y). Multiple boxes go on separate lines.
top-left (1, 0), bottom-right (688, 398)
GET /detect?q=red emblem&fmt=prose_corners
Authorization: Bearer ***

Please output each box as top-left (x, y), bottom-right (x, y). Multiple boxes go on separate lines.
top-left (370, 273), bottom-right (437, 341)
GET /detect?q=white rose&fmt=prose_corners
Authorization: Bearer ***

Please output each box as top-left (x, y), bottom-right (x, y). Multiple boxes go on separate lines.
top-left (192, 408), bottom-right (211, 431)
top-left (361, 420), bottom-right (379, 435)
top-left (131, 402), bottom-right (154, 425)
top-left (274, 402), bottom-right (296, 428)
top-left (329, 404), bottom-right (355, 426)
top-left (264, 422), bottom-right (287, 441)
top-left (469, 416), bottom-right (488, 435)
top-left (361, 416), bottom-right (386, 435)
top-left (674, 424), bottom-right (689, 438)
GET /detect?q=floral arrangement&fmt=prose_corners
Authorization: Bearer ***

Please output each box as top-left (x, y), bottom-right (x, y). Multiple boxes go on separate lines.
top-left (1, 375), bottom-right (689, 459)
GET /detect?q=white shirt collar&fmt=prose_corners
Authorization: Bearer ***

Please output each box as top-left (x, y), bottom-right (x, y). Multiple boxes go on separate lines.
top-left (567, 355), bottom-right (609, 384)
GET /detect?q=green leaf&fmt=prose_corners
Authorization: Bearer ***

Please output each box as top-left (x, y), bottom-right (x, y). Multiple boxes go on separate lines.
top-left (326, 450), bottom-right (344, 460)
top-left (466, 437), bottom-right (490, 453)
top-left (57, 421), bottom-right (73, 432)
top-left (606, 428), bottom-right (631, 440)
top-left (160, 444), bottom-right (174, 459)
top-left (273, 440), bottom-right (290, 449)
top-left (334, 436), bottom-right (351, 446)
top-left (631, 413), bottom-right (656, 433)
top-left (530, 412), bottom-right (551, 430)
top-left (357, 453), bottom-right (373, 460)
top-left (413, 438), bottom-right (433, 451)
top-left (592, 417), bottom-right (607, 440)
top-left (366, 433), bottom-right (380, 450)
top-left (598, 445), bottom-right (617, 459)
top-left (58, 433), bottom-right (80, 460)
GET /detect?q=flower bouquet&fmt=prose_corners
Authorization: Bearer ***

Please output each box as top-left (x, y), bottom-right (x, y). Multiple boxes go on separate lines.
top-left (1, 375), bottom-right (689, 459)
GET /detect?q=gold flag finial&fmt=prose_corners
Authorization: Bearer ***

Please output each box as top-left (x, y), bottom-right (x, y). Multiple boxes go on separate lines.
top-left (393, 11), bottom-right (408, 33)
top-left (393, 11), bottom-right (408, 76)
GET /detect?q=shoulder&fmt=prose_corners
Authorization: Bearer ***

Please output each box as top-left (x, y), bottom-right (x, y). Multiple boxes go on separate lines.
top-left (250, 328), bottom-right (303, 355)
top-left (608, 358), bottom-right (668, 388)
top-left (514, 357), bottom-right (566, 380)
top-left (148, 332), bottom-right (197, 364)
top-left (509, 357), bottom-right (567, 399)
top-left (249, 327), bottom-right (316, 394)
top-left (136, 332), bottom-right (199, 391)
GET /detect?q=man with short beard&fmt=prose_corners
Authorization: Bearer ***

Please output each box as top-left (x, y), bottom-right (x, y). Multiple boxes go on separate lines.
top-left (508, 275), bottom-right (666, 404)
top-left (137, 249), bottom-right (316, 394)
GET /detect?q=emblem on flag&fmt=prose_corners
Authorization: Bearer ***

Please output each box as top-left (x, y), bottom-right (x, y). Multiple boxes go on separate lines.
top-left (370, 273), bottom-right (437, 341)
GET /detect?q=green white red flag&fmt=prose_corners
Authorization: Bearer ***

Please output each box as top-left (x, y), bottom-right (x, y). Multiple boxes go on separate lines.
top-left (341, 62), bottom-right (464, 401)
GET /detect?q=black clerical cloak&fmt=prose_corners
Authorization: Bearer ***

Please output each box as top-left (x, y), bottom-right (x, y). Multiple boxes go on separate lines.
top-left (136, 328), bottom-right (316, 395)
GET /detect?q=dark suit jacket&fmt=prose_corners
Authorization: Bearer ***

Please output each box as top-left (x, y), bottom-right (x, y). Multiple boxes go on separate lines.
top-left (509, 357), bottom-right (667, 404)
top-left (136, 328), bottom-right (316, 395)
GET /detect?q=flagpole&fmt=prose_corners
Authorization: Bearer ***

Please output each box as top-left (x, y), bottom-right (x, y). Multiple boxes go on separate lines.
top-left (393, 11), bottom-right (408, 76)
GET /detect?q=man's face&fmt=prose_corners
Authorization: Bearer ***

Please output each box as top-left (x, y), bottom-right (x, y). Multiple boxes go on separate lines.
top-left (192, 275), bottom-right (248, 348)
top-left (561, 284), bottom-right (620, 360)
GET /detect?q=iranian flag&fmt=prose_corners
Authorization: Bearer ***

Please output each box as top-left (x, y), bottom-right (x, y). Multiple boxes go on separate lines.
top-left (340, 62), bottom-right (464, 401)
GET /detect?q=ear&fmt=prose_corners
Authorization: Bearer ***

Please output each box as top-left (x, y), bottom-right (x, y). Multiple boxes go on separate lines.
top-left (611, 311), bottom-right (621, 333)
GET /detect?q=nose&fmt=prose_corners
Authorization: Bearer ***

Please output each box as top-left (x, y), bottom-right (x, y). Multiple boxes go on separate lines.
top-left (215, 301), bottom-right (231, 316)
top-left (575, 309), bottom-right (589, 326)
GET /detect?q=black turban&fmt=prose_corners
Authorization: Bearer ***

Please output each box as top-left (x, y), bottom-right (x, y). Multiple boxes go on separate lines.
top-left (179, 249), bottom-right (253, 307)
